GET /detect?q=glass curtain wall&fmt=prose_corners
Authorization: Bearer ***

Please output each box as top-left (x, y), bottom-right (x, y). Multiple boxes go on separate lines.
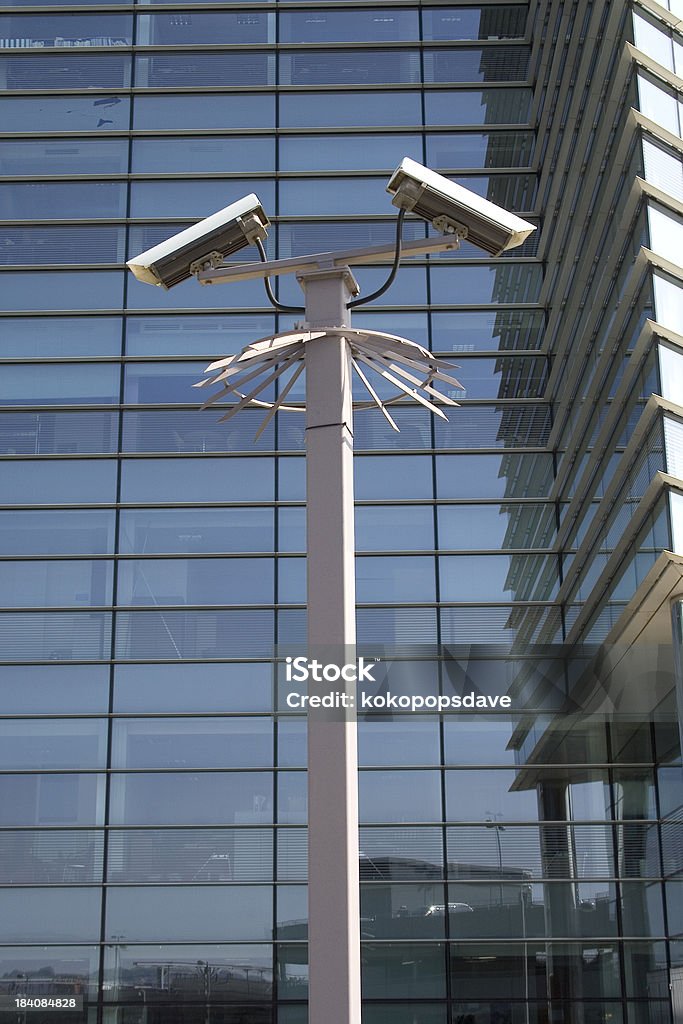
top-left (0, 2), bottom-right (682, 1024)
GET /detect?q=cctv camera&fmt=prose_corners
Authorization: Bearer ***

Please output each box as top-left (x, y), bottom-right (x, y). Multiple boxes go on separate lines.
top-left (126, 194), bottom-right (270, 289)
top-left (386, 157), bottom-right (535, 256)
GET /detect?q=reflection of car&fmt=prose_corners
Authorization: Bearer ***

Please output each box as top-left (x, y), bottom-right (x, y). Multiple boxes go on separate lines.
top-left (424, 903), bottom-right (474, 916)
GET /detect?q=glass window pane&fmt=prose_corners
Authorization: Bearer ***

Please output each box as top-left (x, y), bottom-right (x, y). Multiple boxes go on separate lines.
top-left (109, 772), bottom-right (273, 825)
top-left (0, 271), bottom-right (124, 312)
top-left (0, 559), bottom-right (113, 608)
top-left (357, 555), bottom-right (436, 602)
top-left (114, 609), bottom-right (274, 659)
top-left (425, 89), bottom-right (531, 126)
top-left (133, 94), bottom-right (275, 130)
top-left (429, 264), bottom-right (543, 304)
top-left (0, 948), bottom-right (99, 999)
top-left (278, 134), bottom-right (421, 171)
top-left (0, 317), bottom-right (122, 358)
top-left (279, 9), bottom-right (418, 43)
top-left (362, 943), bottom-right (446, 998)
top-left (279, 50), bottom-right (420, 86)
top-left (0, 664), bottom-right (109, 715)
top-left (0, 96), bottom-right (130, 133)
top-left (118, 508), bottom-right (273, 554)
top-left (279, 91), bottom-right (422, 128)
top-left (129, 179), bottom-right (275, 219)
top-left (114, 662), bottom-right (272, 714)
top-left (0, 774), bottom-right (105, 826)
top-left (356, 506), bottom-right (435, 551)
top-left (120, 457), bottom-right (274, 502)
top-left (0, 510), bottom-right (115, 556)
top-left (356, 456), bottom-right (433, 499)
top-left (0, 888), bottom-right (101, 942)
top-left (423, 7), bottom-right (527, 40)
top-left (431, 309), bottom-right (545, 353)
top-left (137, 12), bottom-right (273, 45)
top-left (0, 138), bottom-right (128, 176)
top-left (1, 460), bottom-right (117, 504)
top-left (360, 770), bottom-right (442, 823)
top-left (359, 719), bottom-right (441, 767)
top-left (136, 52), bottom-right (275, 88)
top-left (437, 455), bottom-right (554, 499)
top-left (426, 131), bottom-right (534, 168)
top-left (125, 314), bottom-right (275, 357)
top-left (0, 181), bottom-right (126, 221)
top-left (0, 53), bottom-right (131, 90)
top-left (131, 136), bottom-right (275, 174)
top-left (438, 504), bottom-right (556, 550)
top-left (105, 886), bottom-right (273, 941)
top-left (111, 718), bottom-right (273, 769)
top-left (0, 720), bottom-right (107, 769)
top-left (0, 363), bottom-right (119, 405)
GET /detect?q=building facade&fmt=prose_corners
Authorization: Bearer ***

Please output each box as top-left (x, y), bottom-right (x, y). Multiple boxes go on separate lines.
top-left (1, 1), bottom-right (683, 1023)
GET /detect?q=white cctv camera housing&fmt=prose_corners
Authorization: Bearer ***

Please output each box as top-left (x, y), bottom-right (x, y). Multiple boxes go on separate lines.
top-left (386, 157), bottom-right (535, 256)
top-left (127, 194), bottom-right (270, 289)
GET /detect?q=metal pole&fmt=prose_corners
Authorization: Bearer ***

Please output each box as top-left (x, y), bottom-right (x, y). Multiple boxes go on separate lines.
top-left (297, 266), bottom-right (362, 1024)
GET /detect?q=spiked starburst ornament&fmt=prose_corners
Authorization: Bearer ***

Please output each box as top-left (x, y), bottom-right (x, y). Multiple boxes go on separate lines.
top-left (194, 326), bottom-right (464, 438)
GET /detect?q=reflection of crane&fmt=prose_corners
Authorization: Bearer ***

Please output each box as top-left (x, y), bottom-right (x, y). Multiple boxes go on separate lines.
top-left (485, 811), bottom-right (506, 905)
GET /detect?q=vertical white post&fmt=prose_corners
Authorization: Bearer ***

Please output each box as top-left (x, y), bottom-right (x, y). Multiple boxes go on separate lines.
top-left (298, 266), bottom-right (362, 1024)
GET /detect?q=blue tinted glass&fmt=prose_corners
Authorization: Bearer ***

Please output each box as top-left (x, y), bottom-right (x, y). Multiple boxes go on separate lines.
top-left (119, 507), bottom-right (273, 554)
top-left (278, 218), bottom-right (426, 259)
top-left (436, 454), bottom-right (554, 499)
top-left (440, 553), bottom-right (559, 600)
top-left (0, 720), bottom-right (107, 769)
top-left (351, 312), bottom-right (429, 347)
top-left (431, 310), bottom-right (545, 352)
top-left (137, 11), bottom-right (273, 44)
top-left (0, 773), bottom-right (105, 826)
top-left (0, 96), bottom-right (130, 133)
top-left (116, 557), bottom-right (274, 605)
top-left (1, 53), bottom-right (130, 90)
top-left (425, 89), bottom-right (531, 125)
top-left (356, 506), bottom-right (435, 551)
top-left (360, 770), bottom-right (442, 822)
top-left (125, 314), bottom-right (275, 356)
top-left (124, 361), bottom-right (212, 404)
top-left (446, 769), bottom-right (544, 821)
top-left (0, 182), bottom-right (126, 220)
top-left (424, 47), bottom-right (530, 83)
top-left (115, 609), bottom-right (274, 659)
top-left (0, 225), bottom-right (126, 267)
top-left (429, 264), bottom-right (543, 304)
top-left (279, 91), bottom-right (422, 128)
top-left (131, 136), bottom-right (275, 174)
top-left (277, 557), bottom-right (305, 604)
top-left (0, 611), bottom-right (112, 661)
top-left (1, 459), bottom-right (117, 504)
top-left (0, 948), bottom-right (100, 997)
top-left (278, 457), bottom-right (305, 500)
top-left (0, 664), bottom-right (109, 714)
top-left (358, 718), bottom-right (441, 766)
top-left (426, 131), bottom-right (534, 169)
top-left (137, 52), bottom-right (275, 88)
top-left (278, 508), bottom-right (305, 553)
top-left (108, 771), bottom-right (273, 825)
top-left (114, 662), bottom-right (272, 713)
top-left (120, 458), bottom-right (274, 502)
top-left (1, 509), bottom-right (114, 558)
top-left (129, 179), bottom-right (275, 219)
top-left (0, 317), bottom-right (121, 358)
top-left (0, 13), bottom-right (132, 42)
top-left (111, 718), bottom-right (273, 769)
top-left (122, 409), bottom-right (275, 454)
top-left (280, 9), bottom-right (418, 43)
top-left (278, 134), bottom-right (422, 171)
top-left (0, 138), bottom-right (128, 176)
top-left (0, 411), bottom-right (118, 455)
top-left (126, 272), bottom-right (270, 311)
top-left (0, 271), bottom-right (124, 312)
top-left (280, 50), bottom-right (420, 86)
top-left (0, 889), bottom-right (101, 943)
top-left (355, 456), bottom-right (433, 499)
top-left (0, 363), bottom-right (119, 405)
top-left (357, 555), bottom-right (436, 601)
top-left (0, 559), bottom-right (113, 607)
top-left (279, 178), bottom-right (394, 217)
top-left (454, 356), bottom-right (547, 398)
top-left (423, 7), bottom-right (527, 40)
top-left (133, 94), bottom-right (275, 130)
top-left (438, 504), bottom-right (556, 550)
